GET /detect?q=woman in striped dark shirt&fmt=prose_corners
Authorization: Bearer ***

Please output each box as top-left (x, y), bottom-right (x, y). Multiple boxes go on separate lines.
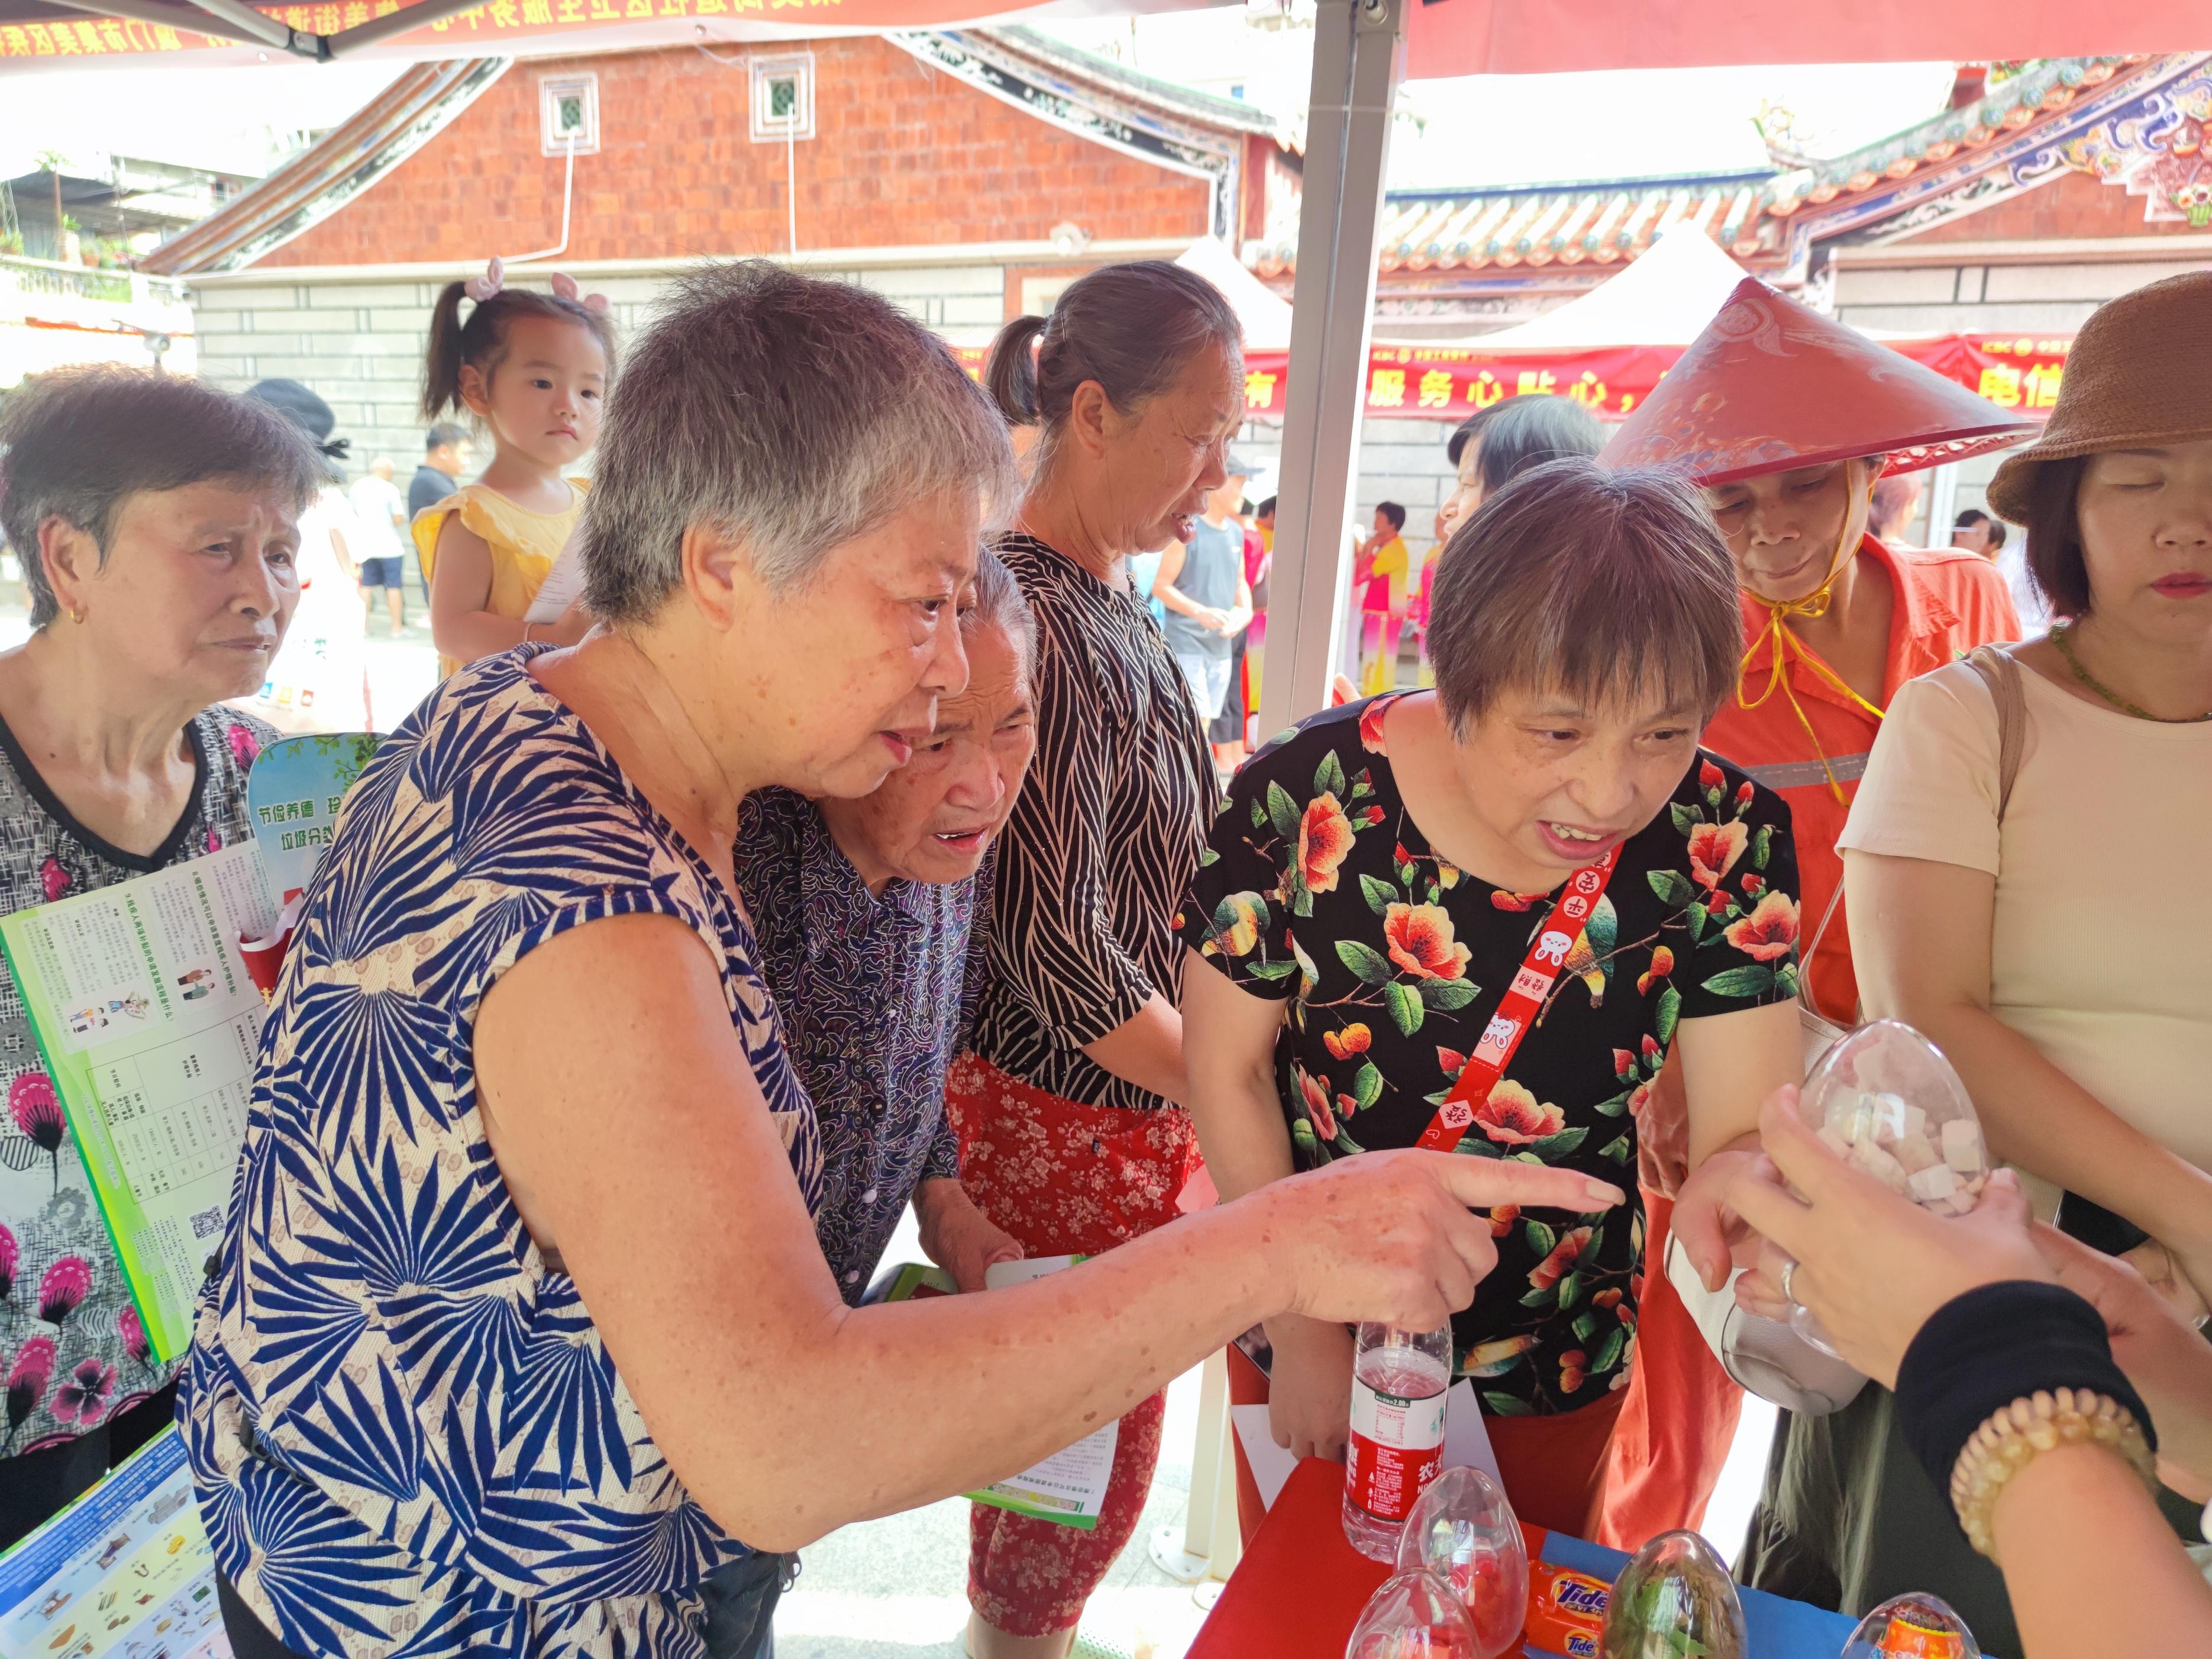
top-left (954, 262), bottom-right (1241, 1657)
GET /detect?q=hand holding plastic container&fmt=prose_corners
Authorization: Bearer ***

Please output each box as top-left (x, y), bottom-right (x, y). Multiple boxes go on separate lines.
top-left (1792, 1020), bottom-right (1989, 1356)
top-left (1344, 1322), bottom-right (1453, 1561)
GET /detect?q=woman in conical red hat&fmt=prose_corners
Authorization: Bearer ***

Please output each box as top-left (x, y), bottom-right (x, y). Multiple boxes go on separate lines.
top-left (1590, 279), bottom-right (2035, 1554)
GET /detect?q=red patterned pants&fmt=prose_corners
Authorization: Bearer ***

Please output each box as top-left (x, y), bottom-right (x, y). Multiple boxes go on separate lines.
top-left (946, 1053), bottom-right (1200, 1638)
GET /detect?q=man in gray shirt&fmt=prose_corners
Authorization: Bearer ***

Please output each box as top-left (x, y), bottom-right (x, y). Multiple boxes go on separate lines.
top-left (1157, 454), bottom-right (1255, 767)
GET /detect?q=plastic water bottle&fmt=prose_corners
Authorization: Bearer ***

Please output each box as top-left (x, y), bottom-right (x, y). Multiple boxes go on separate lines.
top-left (1343, 1321), bottom-right (1453, 1562)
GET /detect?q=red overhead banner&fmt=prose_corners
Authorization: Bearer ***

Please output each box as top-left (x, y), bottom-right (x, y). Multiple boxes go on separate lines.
top-left (1403, 0), bottom-right (2208, 79)
top-left (952, 334), bottom-right (2069, 425)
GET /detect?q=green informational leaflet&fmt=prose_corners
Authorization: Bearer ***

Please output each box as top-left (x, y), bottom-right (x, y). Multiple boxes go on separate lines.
top-left (246, 732), bottom-right (383, 903)
top-left (0, 734), bottom-right (383, 1366)
top-left (877, 1254), bottom-right (1115, 1529)
top-left (0, 842), bottom-right (275, 1364)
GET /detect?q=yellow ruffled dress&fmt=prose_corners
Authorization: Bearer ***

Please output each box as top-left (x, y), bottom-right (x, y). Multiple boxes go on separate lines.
top-left (412, 479), bottom-right (587, 679)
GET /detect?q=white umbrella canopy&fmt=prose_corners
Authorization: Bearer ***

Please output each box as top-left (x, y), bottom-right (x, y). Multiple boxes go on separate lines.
top-left (1177, 234), bottom-right (1297, 354)
top-left (1468, 223), bottom-right (1752, 350)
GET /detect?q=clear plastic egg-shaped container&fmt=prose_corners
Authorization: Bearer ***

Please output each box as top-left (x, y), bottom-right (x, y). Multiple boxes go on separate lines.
top-left (1799, 1020), bottom-right (1985, 1213)
top-left (1841, 1592), bottom-right (1981, 1658)
top-left (1599, 1530), bottom-right (1746, 1659)
top-left (1794, 1021), bottom-right (1989, 1354)
top-left (1394, 1466), bottom-right (1529, 1658)
top-left (1344, 1570), bottom-right (1483, 1659)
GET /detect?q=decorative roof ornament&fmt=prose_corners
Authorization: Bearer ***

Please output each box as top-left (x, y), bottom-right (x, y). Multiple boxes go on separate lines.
top-left (1601, 276), bottom-right (2038, 486)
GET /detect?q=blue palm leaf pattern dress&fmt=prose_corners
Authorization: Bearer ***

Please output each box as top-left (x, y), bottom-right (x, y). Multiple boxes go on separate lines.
top-left (183, 648), bottom-right (822, 1658)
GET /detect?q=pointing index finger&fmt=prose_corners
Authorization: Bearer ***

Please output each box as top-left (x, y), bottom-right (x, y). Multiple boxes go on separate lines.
top-left (1429, 1152), bottom-right (1625, 1214)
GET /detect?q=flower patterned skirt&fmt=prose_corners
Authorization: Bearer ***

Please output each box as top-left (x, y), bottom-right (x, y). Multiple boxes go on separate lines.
top-left (945, 1053), bottom-right (1201, 1637)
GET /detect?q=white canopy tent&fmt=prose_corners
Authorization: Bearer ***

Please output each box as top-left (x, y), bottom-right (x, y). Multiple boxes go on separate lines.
top-left (1468, 222), bottom-right (1751, 349)
top-left (1175, 234), bottom-right (1297, 354)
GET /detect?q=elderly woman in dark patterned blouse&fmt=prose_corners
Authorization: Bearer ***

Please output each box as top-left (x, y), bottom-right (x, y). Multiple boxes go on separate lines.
top-left (0, 367), bottom-right (315, 1548)
top-left (734, 551), bottom-right (1038, 1301)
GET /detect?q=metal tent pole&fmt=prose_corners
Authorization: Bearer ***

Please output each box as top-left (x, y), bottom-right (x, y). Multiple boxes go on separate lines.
top-left (1255, 0), bottom-right (1404, 740)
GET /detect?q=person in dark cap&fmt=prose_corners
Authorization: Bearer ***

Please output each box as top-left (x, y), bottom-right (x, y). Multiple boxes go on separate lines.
top-left (242, 379), bottom-right (372, 732)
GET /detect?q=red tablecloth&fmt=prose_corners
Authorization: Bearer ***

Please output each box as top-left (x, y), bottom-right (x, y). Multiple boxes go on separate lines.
top-left (1186, 1458), bottom-right (1397, 1659)
top-left (1188, 1457), bottom-right (1861, 1659)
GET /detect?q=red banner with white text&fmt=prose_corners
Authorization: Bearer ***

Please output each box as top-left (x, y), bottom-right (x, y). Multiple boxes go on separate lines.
top-left (952, 334), bottom-right (2069, 424)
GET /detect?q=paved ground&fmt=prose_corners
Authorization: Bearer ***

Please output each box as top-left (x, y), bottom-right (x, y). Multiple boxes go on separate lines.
top-left (0, 576), bottom-right (1779, 1658)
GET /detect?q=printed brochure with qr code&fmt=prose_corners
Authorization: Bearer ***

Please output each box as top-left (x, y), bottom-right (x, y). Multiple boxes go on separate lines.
top-left (875, 1255), bottom-right (1118, 1527)
top-left (0, 734), bottom-right (379, 1364)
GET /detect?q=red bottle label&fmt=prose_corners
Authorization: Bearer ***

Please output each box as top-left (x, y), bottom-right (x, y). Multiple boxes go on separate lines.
top-left (1345, 1377), bottom-right (1446, 1522)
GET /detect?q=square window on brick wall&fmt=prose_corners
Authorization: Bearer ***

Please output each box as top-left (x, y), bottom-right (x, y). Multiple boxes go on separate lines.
top-left (540, 73), bottom-right (600, 157)
top-left (749, 52), bottom-right (815, 143)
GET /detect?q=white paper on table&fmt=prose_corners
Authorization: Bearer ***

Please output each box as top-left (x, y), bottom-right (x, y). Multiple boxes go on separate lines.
top-left (523, 525), bottom-right (586, 623)
top-left (1231, 1379), bottom-right (1501, 1513)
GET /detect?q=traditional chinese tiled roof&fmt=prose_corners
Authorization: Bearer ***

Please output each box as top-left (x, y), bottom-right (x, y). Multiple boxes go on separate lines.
top-left (139, 56), bottom-right (508, 275)
top-left (1763, 56), bottom-right (2134, 217)
top-left (1251, 54), bottom-right (2155, 280)
top-left (981, 24), bottom-right (1280, 138)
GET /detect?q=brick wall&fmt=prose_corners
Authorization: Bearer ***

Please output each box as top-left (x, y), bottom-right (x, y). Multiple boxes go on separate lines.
top-left (260, 38), bottom-right (1211, 269)
top-left (1903, 164), bottom-right (2197, 245)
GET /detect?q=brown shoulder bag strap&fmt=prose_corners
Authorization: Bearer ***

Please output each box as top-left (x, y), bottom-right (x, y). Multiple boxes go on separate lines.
top-left (1962, 644), bottom-right (2028, 825)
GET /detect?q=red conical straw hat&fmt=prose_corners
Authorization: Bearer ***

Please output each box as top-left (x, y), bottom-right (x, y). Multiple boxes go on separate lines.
top-left (1602, 277), bottom-right (2038, 486)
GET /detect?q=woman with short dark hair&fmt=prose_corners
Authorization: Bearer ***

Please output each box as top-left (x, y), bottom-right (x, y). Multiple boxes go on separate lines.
top-left (0, 364), bottom-right (317, 1546)
top-left (1181, 457), bottom-right (1806, 1538)
top-left (1434, 395), bottom-right (1607, 547)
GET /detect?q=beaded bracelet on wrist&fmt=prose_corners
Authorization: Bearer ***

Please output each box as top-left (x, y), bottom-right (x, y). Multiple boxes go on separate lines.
top-left (1949, 1386), bottom-right (2159, 1562)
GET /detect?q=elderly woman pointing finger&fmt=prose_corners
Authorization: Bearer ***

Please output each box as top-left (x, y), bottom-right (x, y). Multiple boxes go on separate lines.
top-left (183, 262), bottom-right (1623, 1659)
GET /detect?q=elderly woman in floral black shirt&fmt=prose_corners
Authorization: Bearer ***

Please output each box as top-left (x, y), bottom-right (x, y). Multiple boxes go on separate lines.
top-left (1180, 459), bottom-right (1805, 1539)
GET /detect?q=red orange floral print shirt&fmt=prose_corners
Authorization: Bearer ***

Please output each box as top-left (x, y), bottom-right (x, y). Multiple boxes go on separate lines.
top-left (1176, 695), bottom-right (1801, 1415)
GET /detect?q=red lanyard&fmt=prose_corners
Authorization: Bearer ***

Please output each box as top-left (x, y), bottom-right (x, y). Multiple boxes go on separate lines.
top-left (1414, 850), bottom-right (1620, 1152)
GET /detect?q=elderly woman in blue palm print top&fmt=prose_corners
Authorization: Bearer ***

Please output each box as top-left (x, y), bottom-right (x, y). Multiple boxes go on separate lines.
top-left (1179, 459), bottom-right (1805, 1539)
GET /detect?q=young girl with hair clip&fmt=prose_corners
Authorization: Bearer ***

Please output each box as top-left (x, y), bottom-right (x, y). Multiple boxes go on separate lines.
top-left (413, 258), bottom-right (618, 677)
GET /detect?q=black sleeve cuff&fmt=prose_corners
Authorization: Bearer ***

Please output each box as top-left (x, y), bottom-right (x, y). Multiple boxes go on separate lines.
top-left (1893, 1279), bottom-right (2155, 1498)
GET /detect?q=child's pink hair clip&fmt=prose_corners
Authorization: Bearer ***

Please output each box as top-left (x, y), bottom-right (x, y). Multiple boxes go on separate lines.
top-left (463, 256), bottom-right (505, 303)
top-left (549, 270), bottom-right (611, 314)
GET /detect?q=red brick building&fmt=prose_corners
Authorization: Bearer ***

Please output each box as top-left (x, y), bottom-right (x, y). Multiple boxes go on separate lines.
top-left (150, 44), bottom-right (2208, 541)
top-left (154, 26), bottom-right (1283, 460)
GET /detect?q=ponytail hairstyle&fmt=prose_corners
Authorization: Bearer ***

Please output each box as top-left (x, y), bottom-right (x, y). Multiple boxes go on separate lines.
top-left (420, 280), bottom-right (619, 423)
top-left (983, 260), bottom-right (1240, 470)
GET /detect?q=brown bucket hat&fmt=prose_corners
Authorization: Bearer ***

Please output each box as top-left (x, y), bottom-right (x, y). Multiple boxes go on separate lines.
top-left (1987, 269), bottom-right (2212, 522)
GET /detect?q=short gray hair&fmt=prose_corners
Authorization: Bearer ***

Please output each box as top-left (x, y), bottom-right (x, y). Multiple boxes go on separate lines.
top-left (0, 366), bottom-right (321, 629)
top-left (583, 262), bottom-right (1017, 621)
top-left (965, 549), bottom-right (1036, 686)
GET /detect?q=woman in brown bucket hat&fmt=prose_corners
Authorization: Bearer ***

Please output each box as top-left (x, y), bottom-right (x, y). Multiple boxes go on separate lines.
top-left (1739, 269), bottom-right (2212, 1650)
